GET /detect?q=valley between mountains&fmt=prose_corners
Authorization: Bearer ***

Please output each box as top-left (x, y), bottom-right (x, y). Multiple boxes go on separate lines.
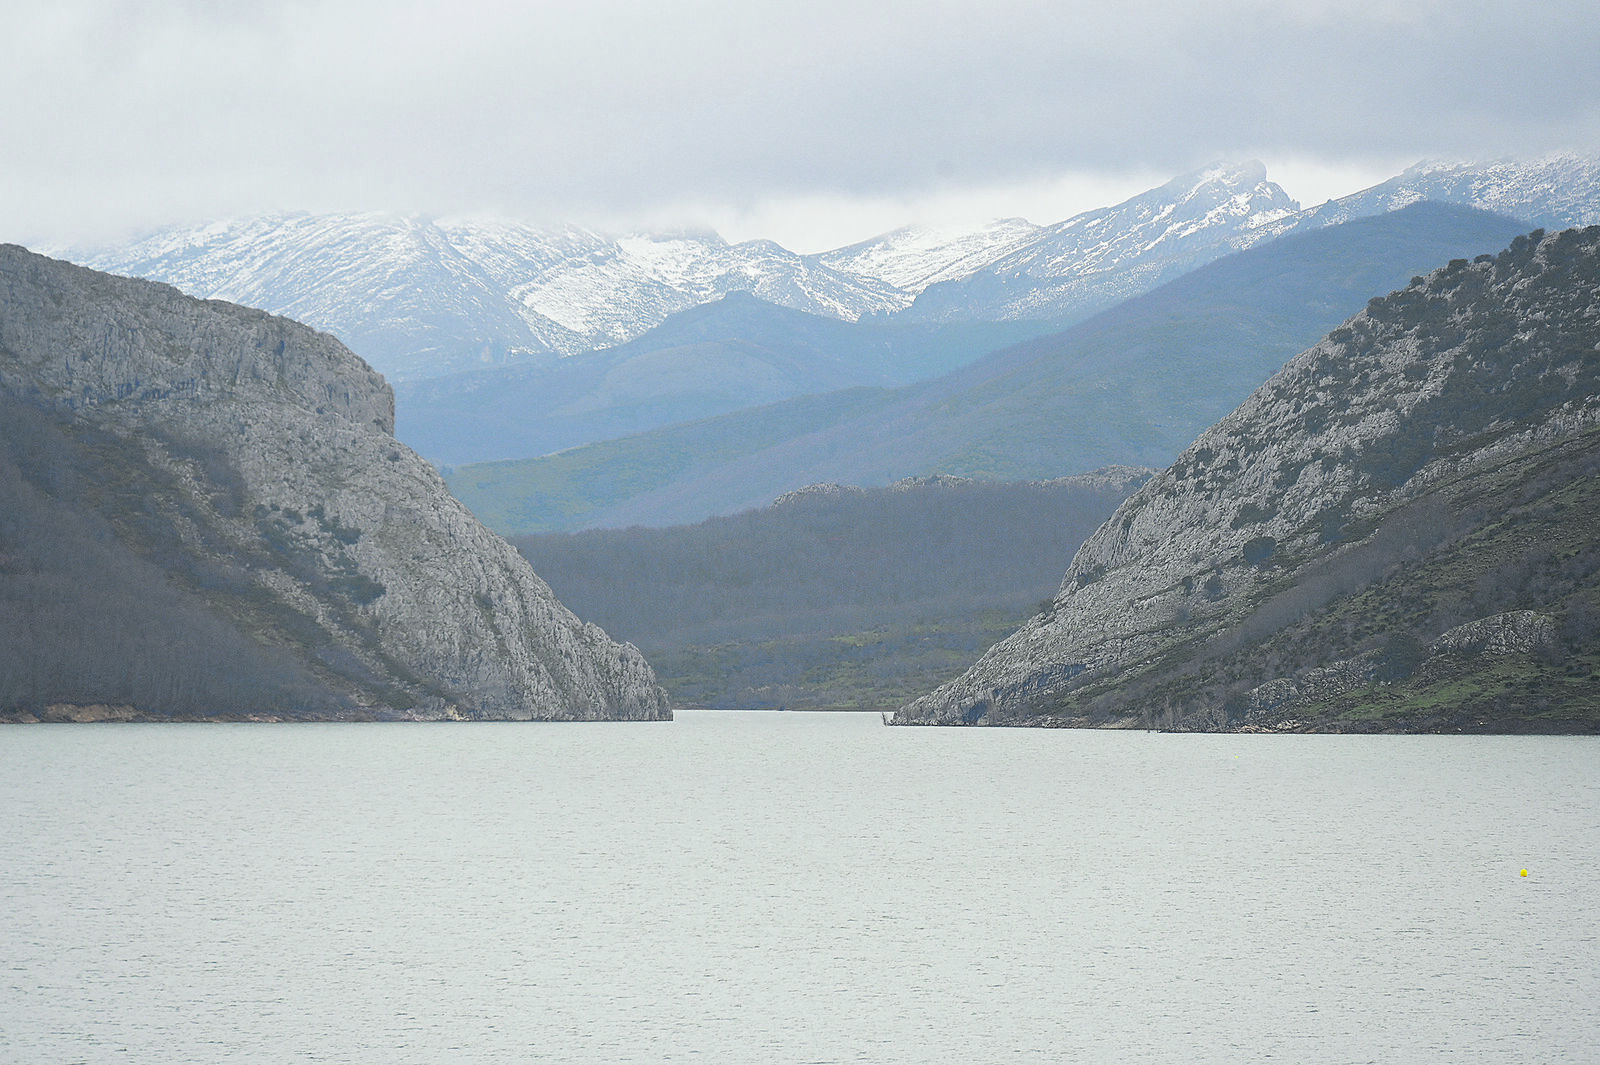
top-left (7, 155), bottom-right (1600, 729)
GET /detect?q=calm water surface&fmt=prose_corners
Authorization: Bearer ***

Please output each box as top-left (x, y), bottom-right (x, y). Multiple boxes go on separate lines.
top-left (2, 711), bottom-right (1596, 1064)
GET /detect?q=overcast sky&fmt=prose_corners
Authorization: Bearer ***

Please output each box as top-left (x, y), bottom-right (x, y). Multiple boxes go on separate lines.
top-left (4, 0), bottom-right (1598, 251)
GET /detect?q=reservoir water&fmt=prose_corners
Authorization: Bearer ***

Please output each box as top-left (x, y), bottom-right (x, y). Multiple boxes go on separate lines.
top-left (2, 711), bottom-right (1596, 1064)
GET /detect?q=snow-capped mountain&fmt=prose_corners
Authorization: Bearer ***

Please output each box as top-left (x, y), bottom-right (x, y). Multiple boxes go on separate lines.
top-left (868, 155), bottom-right (1600, 327)
top-left (815, 217), bottom-right (1046, 293)
top-left (68, 216), bottom-right (913, 380)
top-left (66, 156), bottom-right (1600, 382)
top-left (64, 164), bottom-right (1304, 381)
top-left (898, 161), bottom-right (1302, 324)
top-left (431, 219), bottom-right (914, 345)
top-left (67, 213), bottom-right (567, 380)
top-left (1288, 154), bottom-right (1600, 232)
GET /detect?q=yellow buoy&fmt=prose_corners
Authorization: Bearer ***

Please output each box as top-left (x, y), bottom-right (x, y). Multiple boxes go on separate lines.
top-left (1520, 869), bottom-right (1529, 877)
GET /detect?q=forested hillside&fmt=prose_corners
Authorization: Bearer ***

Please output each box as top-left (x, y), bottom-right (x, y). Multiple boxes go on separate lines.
top-left (512, 470), bottom-right (1149, 708)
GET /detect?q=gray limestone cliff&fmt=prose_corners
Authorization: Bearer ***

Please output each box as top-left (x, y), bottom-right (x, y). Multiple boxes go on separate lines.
top-left (894, 226), bottom-right (1600, 731)
top-left (0, 244), bottom-right (669, 720)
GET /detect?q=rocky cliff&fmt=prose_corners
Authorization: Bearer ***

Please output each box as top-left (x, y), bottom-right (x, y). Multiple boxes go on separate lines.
top-left (893, 226), bottom-right (1600, 732)
top-left (0, 245), bottom-right (669, 721)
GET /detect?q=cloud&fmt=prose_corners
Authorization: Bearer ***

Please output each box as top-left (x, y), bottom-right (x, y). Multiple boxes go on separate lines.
top-left (4, 0), bottom-right (1598, 247)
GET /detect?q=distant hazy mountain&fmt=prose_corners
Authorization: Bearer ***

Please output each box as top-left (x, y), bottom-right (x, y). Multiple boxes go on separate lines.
top-left (894, 224), bottom-right (1600, 733)
top-left (396, 292), bottom-right (1044, 465)
top-left (0, 244), bottom-right (668, 722)
top-left (446, 203), bottom-right (1531, 533)
top-left (860, 154), bottom-right (1598, 328)
top-left (66, 214), bottom-right (558, 381)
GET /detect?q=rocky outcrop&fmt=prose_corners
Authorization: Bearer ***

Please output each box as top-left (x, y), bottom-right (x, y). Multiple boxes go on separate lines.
top-left (772, 482), bottom-right (867, 507)
top-left (893, 226), bottom-right (1600, 729)
top-left (1429, 610), bottom-right (1558, 657)
top-left (0, 245), bottom-right (669, 720)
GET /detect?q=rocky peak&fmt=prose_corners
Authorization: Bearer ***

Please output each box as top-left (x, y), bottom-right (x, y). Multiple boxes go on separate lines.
top-left (1, 243), bottom-right (394, 430)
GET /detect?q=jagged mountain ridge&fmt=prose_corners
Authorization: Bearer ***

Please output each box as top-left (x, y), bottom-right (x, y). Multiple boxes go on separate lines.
top-left (0, 245), bottom-right (669, 721)
top-left (65, 162), bottom-right (1308, 381)
top-left (65, 154), bottom-right (1600, 393)
top-left (892, 225), bottom-right (1600, 732)
top-left (890, 155), bottom-right (1600, 327)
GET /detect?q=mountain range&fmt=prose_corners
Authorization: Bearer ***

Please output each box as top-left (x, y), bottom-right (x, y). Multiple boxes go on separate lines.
top-left (1291, 155), bottom-right (1600, 232)
top-left (70, 156), bottom-right (1599, 390)
top-left (11, 163), bottom-right (1600, 732)
top-left (889, 155), bottom-right (1599, 328)
top-left (67, 216), bottom-right (911, 379)
top-left (67, 161), bottom-right (1301, 382)
top-left (892, 160), bottom-right (1298, 325)
top-left (445, 202), bottom-right (1533, 533)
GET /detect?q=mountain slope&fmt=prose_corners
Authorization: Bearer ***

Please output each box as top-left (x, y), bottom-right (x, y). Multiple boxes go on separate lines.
top-left (892, 226), bottom-right (1600, 732)
top-left (0, 245), bottom-right (668, 721)
top-left (447, 203), bottom-right (1531, 533)
top-left (66, 214), bottom-right (562, 381)
top-left (897, 161), bottom-right (1300, 325)
top-left (1291, 154), bottom-right (1600, 232)
top-left (396, 292), bottom-right (1042, 465)
top-left (815, 217), bottom-right (1046, 292)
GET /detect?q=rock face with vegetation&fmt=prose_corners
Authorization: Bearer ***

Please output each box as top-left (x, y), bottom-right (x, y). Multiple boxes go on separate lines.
top-left (893, 227), bottom-right (1600, 732)
top-left (0, 245), bottom-right (669, 721)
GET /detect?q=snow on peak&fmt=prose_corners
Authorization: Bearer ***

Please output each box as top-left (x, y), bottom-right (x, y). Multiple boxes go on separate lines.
top-left (1289, 153), bottom-right (1600, 234)
top-left (66, 155), bottom-right (1600, 379)
top-left (816, 217), bottom-right (1045, 292)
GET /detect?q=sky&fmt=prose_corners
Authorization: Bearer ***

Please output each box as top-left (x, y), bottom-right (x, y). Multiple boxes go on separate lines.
top-left (3, 0), bottom-right (1598, 252)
